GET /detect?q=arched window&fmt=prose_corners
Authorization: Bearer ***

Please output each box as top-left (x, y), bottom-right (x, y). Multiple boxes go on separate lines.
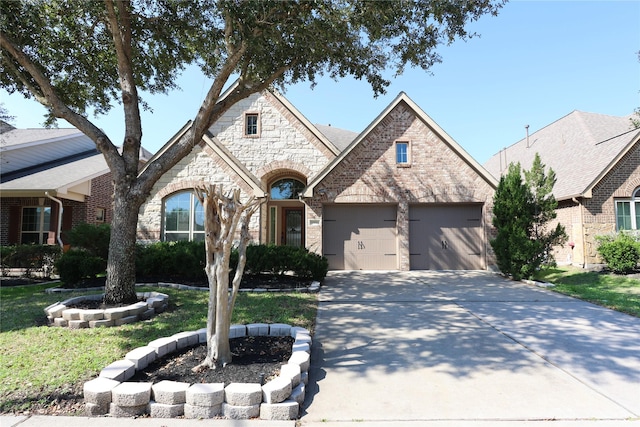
top-left (270, 178), bottom-right (305, 200)
top-left (163, 191), bottom-right (204, 241)
top-left (615, 187), bottom-right (640, 231)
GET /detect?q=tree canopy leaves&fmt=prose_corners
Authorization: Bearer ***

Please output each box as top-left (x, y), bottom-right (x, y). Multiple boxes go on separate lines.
top-left (1, 0), bottom-right (505, 303)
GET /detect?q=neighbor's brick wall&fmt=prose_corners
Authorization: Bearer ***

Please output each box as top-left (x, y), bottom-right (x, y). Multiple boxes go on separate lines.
top-left (552, 201), bottom-right (582, 265)
top-left (0, 172), bottom-right (113, 246)
top-left (580, 140), bottom-right (640, 265)
top-left (305, 101), bottom-right (496, 270)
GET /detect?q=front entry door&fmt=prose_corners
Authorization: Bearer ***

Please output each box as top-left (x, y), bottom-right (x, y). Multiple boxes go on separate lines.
top-left (283, 208), bottom-right (303, 247)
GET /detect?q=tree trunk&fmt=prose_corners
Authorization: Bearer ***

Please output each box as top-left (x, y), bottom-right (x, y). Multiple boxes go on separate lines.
top-left (103, 182), bottom-right (141, 305)
top-left (193, 184), bottom-right (262, 371)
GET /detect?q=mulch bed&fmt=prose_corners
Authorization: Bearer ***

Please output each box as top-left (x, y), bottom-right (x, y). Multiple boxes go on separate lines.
top-left (131, 335), bottom-right (295, 386)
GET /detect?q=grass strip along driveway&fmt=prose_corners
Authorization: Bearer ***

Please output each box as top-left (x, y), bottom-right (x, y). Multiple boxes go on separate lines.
top-left (0, 283), bottom-right (317, 414)
top-left (535, 266), bottom-right (640, 318)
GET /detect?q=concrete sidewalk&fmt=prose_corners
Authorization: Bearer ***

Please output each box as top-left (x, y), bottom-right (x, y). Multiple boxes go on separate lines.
top-left (300, 271), bottom-right (640, 426)
top-left (0, 416), bottom-right (295, 426)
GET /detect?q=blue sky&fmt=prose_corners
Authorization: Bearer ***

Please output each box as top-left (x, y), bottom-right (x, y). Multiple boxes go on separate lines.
top-left (2, 0), bottom-right (639, 164)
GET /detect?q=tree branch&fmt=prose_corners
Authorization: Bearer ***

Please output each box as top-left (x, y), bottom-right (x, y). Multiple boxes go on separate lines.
top-left (0, 30), bottom-right (119, 162)
top-left (104, 0), bottom-right (142, 172)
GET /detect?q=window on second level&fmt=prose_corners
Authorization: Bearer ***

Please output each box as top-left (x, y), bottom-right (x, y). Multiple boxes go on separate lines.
top-left (395, 141), bottom-right (410, 166)
top-left (615, 187), bottom-right (640, 231)
top-left (245, 113), bottom-right (259, 136)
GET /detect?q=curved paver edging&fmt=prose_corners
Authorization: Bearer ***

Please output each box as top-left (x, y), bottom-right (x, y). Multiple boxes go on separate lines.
top-left (83, 323), bottom-right (311, 421)
top-left (44, 280), bottom-right (320, 329)
top-left (44, 292), bottom-right (169, 328)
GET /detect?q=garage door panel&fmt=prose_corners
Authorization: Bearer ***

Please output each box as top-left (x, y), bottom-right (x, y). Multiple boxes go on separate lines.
top-left (323, 205), bottom-right (397, 270)
top-left (409, 204), bottom-right (483, 270)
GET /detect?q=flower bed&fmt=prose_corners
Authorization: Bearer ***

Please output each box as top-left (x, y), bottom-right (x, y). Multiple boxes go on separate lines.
top-left (83, 323), bottom-right (311, 420)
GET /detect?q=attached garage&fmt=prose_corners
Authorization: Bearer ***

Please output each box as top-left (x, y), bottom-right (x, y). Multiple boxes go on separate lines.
top-left (323, 204), bottom-right (397, 270)
top-left (409, 204), bottom-right (484, 270)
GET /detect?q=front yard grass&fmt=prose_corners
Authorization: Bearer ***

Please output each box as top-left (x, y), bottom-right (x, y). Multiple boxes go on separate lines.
top-left (535, 266), bottom-right (640, 318)
top-left (0, 283), bottom-right (317, 413)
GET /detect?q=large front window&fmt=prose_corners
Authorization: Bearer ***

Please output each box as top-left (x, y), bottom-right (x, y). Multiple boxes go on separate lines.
top-left (615, 188), bottom-right (640, 231)
top-left (21, 206), bottom-right (51, 244)
top-left (163, 192), bottom-right (204, 241)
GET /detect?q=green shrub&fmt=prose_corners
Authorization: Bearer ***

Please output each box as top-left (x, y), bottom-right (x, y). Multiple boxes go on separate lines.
top-left (0, 244), bottom-right (61, 278)
top-left (596, 233), bottom-right (640, 274)
top-left (135, 241), bottom-right (206, 282)
top-left (135, 242), bottom-right (328, 283)
top-left (64, 223), bottom-right (110, 259)
top-left (242, 244), bottom-right (328, 280)
top-left (54, 249), bottom-right (106, 286)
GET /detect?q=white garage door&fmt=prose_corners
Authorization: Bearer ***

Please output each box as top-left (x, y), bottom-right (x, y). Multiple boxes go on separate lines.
top-left (409, 204), bottom-right (484, 270)
top-left (323, 204), bottom-right (397, 270)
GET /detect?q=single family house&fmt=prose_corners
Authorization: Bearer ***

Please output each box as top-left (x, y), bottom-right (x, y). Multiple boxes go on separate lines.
top-left (0, 121), bottom-right (149, 247)
top-left (484, 111), bottom-right (640, 267)
top-left (137, 88), bottom-right (498, 270)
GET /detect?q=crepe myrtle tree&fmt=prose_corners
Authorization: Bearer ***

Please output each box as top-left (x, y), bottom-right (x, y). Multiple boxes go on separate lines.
top-left (194, 184), bottom-right (262, 369)
top-left (0, 0), bottom-right (506, 305)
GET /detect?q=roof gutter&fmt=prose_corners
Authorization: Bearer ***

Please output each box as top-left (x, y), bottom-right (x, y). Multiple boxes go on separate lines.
top-left (45, 191), bottom-right (64, 248)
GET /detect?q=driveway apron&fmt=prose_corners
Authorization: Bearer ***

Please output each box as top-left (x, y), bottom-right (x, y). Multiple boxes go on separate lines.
top-left (301, 271), bottom-right (640, 424)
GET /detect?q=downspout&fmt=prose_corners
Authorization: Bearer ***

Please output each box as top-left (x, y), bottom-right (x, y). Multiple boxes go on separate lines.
top-left (45, 192), bottom-right (64, 248)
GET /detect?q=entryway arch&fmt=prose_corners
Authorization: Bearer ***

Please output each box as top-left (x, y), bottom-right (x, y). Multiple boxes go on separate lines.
top-left (265, 172), bottom-right (307, 248)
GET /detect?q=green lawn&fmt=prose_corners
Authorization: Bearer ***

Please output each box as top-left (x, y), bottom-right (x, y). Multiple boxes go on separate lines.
top-left (0, 283), bottom-right (317, 413)
top-left (535, 266), bottom-right (640, 317)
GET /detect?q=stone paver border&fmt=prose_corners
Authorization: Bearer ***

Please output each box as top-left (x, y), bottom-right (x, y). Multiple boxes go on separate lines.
top-left (44, 280), bottom-right (319, 329)
top-left (44, 292), bottom-right (169, 328)
top-left (84, 323), bottom-right (311, 421)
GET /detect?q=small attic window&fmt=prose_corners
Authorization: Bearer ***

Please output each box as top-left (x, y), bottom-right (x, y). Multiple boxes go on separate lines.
top-left (245, 113), bottom-right (260, 137)
top-left (396, 141), bottom-right (411, 167)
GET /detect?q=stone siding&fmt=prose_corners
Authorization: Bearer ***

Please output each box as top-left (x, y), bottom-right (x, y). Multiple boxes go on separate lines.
top-left (137, 92), bottom-right (335, 244)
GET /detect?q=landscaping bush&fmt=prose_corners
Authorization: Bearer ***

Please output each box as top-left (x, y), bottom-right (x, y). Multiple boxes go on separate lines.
top-left (136, 240), bottom-right (206, 282)
top-left (135, 242), bottom-right (328, 283)
top-left (596, 233), bottom-right (640, 274)
top-left (64, 222), bottom-right (111, 259)
top-left (241, 244), bottom-right (328, 281)
top-left (54, 249), bottom-right (106, 286)
top-left (0, 244), bottom-right (61, 278)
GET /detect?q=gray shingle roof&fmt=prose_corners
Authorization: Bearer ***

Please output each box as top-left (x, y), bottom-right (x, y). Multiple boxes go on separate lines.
top-left (314, 124), bottom-right (358, 152)
top-left (483, 111), bottom-right (640, 200)
top-left (0, 152), bottom-right (108, 192)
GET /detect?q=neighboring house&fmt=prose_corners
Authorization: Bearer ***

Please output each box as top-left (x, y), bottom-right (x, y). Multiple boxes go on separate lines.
top-left (484, 111), bottom-right (640, 267)
top-left (138, 88), bottom-right (498, 270)
top-left (0, 121), bottom-right (148, 247)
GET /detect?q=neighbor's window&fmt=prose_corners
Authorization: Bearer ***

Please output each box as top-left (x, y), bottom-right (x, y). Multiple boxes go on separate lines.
top-left (245, 113), bottom-right (259, 136)
top-left (163, 191), bottom-right (205, 241)
top-left (96, 207), bottom-right (106, 223)
top-left (615, 187), bottom-right (640, 231)
top-left (21, 206), bottom-right (51, 244)
top-left (270, 178), bottom-right (305, 200)
top-left (396, 141), bottom-right (410, 166)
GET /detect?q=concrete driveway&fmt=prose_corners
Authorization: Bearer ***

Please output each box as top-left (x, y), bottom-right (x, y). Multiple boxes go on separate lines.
top-left (301, 271), bottom-right (640, 426)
